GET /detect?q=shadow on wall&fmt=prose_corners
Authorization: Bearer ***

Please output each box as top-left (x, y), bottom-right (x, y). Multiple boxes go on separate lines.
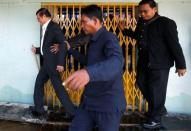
top-left (0, 85), bottom-right (33, 104)
top-left (166, 93), bottom-right (191, 114)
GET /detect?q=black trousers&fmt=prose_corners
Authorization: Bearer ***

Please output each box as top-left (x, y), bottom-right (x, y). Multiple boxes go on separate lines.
top-left (136, 66), bottom-right (170, 122)
top-left (33, 64), bottom-right (75, 115)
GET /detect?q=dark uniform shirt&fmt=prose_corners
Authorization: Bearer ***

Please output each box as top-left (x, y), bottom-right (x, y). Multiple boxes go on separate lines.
top-left (122, 14), bottom-right (186, 69)
top-left (137, 19), bottom-right (150, 68)
top-left (70, 27), bottom-right (127, 112)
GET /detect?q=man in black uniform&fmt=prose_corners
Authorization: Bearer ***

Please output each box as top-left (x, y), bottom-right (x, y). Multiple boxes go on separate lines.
top-left (120, 0), bottom-right (186, 129)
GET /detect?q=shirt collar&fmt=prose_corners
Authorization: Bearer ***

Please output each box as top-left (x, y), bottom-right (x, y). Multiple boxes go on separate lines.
top-left (42, 19), bottom-right (51, 30)
top-left (141, 13), bottom-right (160, 24)
top-left (91, 26), bottom-right (105, 42)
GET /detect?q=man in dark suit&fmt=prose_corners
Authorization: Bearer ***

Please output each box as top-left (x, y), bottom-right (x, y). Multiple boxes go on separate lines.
top-left (119, 0), bottom-right (186, 129)
top-left (63, 5), bottom-right (126, 131)
top-left (31, 8), bottom-right (76, 119)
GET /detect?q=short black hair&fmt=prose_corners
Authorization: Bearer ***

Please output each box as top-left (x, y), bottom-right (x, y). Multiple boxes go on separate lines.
top-left (139, 0), bottom-right (157, 8)
top-left (36, 8), bottom-right (51, 17)
top-left (81, 5), bottom-right (103, 22)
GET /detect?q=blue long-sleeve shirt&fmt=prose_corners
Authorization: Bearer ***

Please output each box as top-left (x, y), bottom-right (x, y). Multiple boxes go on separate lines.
top-left (70, 27), bottom-right (126, 112)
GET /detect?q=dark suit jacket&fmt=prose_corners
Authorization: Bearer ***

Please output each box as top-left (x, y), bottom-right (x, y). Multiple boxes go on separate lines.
top-left (123, 16), bottom-right (186, 69)
top-left (35, 48), bottom-right (43, 67)
top-left (36, 21), bottom-right (67, 70)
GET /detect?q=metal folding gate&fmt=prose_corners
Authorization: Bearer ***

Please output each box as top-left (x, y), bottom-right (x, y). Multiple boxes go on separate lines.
top-left (41, 3), bottom-right (147, 112)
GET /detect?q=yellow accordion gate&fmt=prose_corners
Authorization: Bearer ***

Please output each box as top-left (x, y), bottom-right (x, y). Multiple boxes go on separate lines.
top-left (41, 2), bottom-right (147, 112)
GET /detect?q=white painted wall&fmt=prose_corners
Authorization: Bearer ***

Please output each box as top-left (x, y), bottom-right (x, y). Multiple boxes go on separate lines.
top-left (0, 2), bottom-right (40, 103)
top-left (0, 0), bottom-right (190, 113)
top-left (158, 1), bottom-right (191, 114)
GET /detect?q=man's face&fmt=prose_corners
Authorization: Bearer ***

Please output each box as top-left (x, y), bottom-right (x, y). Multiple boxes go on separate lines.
top-left (81, 15), bottom-right (96, 35)
top-left (36, 14), bottom-right (46, 25)
top-left (139, 4), bottom-right (157, 20)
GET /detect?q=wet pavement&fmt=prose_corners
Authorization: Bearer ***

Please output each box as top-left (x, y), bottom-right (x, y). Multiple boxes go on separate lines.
top-left (0, 103), bottom-right (191, 131)
top-left (1, 112), bottom-right (191, 131)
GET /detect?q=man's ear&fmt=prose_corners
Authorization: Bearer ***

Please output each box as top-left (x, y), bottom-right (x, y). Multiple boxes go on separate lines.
top-left (42, 14), bottom-right (47, 19)
top-left (154, 7), bottom-right (157, 13)
top-left (92, 16), bottom-right (99, 25)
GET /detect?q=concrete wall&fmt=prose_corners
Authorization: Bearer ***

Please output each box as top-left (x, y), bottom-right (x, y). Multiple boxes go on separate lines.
top-left (0, 0), bottom-right (191, 114)
top-left (158, 1), bottom-right (191, 114)
top-left (0, 2), bottom-right (40, 103)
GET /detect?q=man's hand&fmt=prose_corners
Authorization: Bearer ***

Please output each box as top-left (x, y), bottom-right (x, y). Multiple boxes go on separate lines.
top-left (56, 65), bottom-right (64, 72)
top-left (31, 45), bottom-right (37, 54)
top-left (64, 41), bottom-right (71, 50)
top-left (50, 44), bottom-right (59, 54)
top-left (176, 68), bottom-right (187, 77)
top-left (63, 69), bottom-right (90, 91)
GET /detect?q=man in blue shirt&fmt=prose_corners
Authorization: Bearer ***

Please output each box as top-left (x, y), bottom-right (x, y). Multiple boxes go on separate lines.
top-left (64, 5), bottom-right (126, 131)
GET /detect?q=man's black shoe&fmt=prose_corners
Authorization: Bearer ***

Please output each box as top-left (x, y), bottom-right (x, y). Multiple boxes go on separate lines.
top-left (28, 106), bottom-right (48, 121)
top-left (22, 106), bottom-right (48, 123)
top-left (143, 120), bottom-right (161, 129)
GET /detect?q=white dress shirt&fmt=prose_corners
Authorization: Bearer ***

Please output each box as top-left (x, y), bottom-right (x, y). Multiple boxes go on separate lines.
top-left (40, 19), bottom-right (51, 55)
